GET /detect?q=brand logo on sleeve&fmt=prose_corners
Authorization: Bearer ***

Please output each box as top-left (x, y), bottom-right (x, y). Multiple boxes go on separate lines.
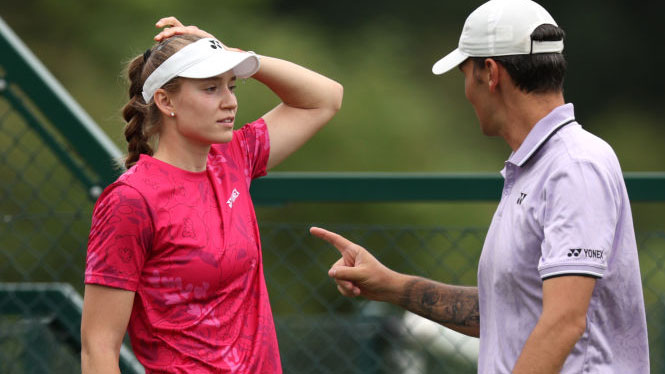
top-left (226, 188), bottom-right (240, 208)
top-left (567, 248), bottom-right (582, 257)
top-left (568, 248), bottom-right (604, 260)
top-left (583, 249), bottom-right (604, 260)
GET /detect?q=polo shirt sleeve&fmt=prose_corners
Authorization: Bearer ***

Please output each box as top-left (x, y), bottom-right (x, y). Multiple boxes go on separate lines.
top-left (537, 160), bottom-right (618, 279)
top-left (85, 183), bottom-right (153, 292)
top-left (236, 118), bottom-right (271, 180)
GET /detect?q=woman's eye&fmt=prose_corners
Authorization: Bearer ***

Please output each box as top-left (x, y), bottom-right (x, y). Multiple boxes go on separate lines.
top-left (229, 85), bottom-right (237, 92)
top-left (205, 86), bottom-right (217, 92)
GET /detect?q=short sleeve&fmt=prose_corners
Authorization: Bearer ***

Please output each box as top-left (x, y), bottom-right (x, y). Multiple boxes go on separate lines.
top-left (236, 118), bottom-right (271, 180)
top-left (85, 183), bottom-right (153, 291)
top-left (537, 160), bottom-right (618, 279)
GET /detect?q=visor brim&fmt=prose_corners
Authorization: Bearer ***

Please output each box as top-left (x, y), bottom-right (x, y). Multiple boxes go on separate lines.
top-left (178, 51), bottom-right (260, 79)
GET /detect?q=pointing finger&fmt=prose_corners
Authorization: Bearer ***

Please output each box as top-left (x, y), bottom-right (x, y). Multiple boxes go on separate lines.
top-left (310, 227), bottom-right (357, 256)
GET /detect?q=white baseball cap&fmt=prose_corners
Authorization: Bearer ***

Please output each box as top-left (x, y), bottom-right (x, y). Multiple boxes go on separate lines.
top-left (432, 0), bottom-right (563, 75)
top-left (142, 37), bottom-right (260, 102)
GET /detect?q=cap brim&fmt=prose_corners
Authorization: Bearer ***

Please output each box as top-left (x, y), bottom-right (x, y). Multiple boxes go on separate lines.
top-left (432, 48), bottom-right (469, 75)
top-left (178, 51), bottom-right (260, 79)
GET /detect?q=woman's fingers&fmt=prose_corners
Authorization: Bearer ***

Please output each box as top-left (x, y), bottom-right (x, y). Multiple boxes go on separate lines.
top-left (155, 16), bottom-right (184, 28)
top-left (153, 17), bottom-right (214, 41)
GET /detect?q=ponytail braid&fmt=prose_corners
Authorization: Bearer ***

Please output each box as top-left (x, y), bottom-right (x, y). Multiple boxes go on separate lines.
top-left (120, 34), bottom-right (202, 169)
top-left (122, 55), bottom-right (153, 169)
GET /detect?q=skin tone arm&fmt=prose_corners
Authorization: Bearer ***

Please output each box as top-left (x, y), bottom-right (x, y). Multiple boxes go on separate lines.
top-left (154, 17), bottom-right (344, 171)
top-left (512, 275), bottom-right (596, 373)
top-left (310, 227), bottom-right (480, 337)
top-left (80, 284), bottom-right (135, 374)
top-left (254, 56), bottom-right (343, 170)
top-left (311, 227), bottom-right (595, 369)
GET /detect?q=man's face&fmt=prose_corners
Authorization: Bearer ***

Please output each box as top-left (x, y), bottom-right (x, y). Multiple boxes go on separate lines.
top-left (459, 59), bottom-right (499, 136)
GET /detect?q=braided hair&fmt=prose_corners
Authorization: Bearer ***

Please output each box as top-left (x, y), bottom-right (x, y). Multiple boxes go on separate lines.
top-left (121, 34), bottom-right (201, 169)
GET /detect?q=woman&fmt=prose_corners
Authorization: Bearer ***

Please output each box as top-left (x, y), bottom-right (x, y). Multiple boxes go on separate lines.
top-left (80, 17), bottom-right (342, 373)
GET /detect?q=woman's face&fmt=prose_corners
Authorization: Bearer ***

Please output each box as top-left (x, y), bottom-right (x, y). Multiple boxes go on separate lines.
top-left (170, 70), bottom-right (238, 145)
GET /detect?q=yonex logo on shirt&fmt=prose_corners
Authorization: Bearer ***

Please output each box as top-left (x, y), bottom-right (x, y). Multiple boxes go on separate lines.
top-left (568, 248), bottom-right (582, 257)
top-left (227, 188), bottom-right (240, 208)
top-left (583, 248), bottom-right (604, 260)
top-left (567, 248), bottom-right (604, 260)
top-left (517, 192), bottom-right (527, 205)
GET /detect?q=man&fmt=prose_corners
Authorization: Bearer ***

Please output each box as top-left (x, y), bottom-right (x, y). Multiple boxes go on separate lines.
top-left (310, 0), bottom-right (650, 373)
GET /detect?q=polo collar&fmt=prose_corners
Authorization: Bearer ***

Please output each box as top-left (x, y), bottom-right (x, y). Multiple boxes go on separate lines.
top-left (507, 103), bottom-right (577, 168)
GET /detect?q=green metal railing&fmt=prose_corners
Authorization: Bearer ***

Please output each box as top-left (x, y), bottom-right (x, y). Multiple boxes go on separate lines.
top-left (251, 171), bottom-right (665, 204)
top-left (0, 16), bottom-right (121, 198)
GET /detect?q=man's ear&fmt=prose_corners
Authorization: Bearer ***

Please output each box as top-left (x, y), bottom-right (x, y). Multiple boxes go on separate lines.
top-left (485, 58), bottom-right (500, 93)
top-left (154, 89), bottom-right (175, 117)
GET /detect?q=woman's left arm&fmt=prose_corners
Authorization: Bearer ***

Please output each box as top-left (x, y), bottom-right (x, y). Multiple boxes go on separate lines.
top-left (254, 56), bottom-right (343, 170)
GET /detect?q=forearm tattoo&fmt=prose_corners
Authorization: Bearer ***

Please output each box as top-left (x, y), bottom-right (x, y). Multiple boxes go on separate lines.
top-left (399, 278), bottom-right (480, 329)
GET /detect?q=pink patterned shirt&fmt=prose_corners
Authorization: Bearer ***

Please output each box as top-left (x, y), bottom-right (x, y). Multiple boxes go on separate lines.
top-left (85, 119), bottom-right (281, 373)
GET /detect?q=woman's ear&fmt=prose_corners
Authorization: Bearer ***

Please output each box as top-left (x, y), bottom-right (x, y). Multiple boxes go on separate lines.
top-left (153, 88), bottom-right (175, 117)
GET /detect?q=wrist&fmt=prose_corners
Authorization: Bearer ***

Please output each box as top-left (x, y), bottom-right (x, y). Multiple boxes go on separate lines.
top-left (381, 270), bottom-right (410, 305)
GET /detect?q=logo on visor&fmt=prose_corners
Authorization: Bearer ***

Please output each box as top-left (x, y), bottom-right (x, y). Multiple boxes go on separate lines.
top-left (209, 40), bottom-right (224, 50)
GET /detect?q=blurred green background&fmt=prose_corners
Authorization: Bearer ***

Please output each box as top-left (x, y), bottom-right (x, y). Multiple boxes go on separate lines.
top-left (1, 0), bottom-right (663, 231)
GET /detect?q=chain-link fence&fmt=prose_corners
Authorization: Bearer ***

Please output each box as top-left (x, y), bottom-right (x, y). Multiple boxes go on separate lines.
top-left (2, 22), bottom-right (665, 374)
top-left (2, 77), bottom-right (665, 372)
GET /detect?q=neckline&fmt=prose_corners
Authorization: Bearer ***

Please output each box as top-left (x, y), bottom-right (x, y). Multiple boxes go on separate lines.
top-left (139, 154), bottom-right (209, 178)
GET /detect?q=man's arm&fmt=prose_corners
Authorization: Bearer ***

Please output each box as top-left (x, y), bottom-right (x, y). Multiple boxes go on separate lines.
top-left (512, 275), bottom-right (596, 373)
top-left (397, 277), bottom-right (480, 337)
top-left (310, 227), bottom-right (480, 337)
top-left (397, 276), bottom-right (479, 337)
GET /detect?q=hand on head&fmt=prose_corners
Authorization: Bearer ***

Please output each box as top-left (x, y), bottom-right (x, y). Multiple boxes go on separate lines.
top-left (153, 17), bottom-right (244, 53)
top-left (309, 227), bottom-right (396, 301)
top-left (154, 17), bottom-right (214, 42)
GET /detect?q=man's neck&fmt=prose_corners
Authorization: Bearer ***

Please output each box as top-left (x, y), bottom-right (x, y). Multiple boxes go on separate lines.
top-left (500, 92), bottom-right (565, 151)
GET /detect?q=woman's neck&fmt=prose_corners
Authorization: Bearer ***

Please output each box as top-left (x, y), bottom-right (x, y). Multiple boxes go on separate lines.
top-left (153, 132), bottom-right (211, 172)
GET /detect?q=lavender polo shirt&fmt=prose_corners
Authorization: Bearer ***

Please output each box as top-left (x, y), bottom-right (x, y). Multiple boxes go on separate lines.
top-left (477, 104), bottom-right (649, 373)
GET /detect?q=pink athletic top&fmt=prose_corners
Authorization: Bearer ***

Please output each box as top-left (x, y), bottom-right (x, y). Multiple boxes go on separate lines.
top-left (85, 119), bottom-right (282, 373)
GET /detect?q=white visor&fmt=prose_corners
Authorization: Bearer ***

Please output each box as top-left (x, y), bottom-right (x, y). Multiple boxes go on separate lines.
top-left (142, 38), bottom-right (260, 102)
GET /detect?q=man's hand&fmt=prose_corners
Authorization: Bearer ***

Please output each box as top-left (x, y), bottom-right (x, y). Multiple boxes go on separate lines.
top-left (311, 226), bottom-right (481, 337)
top-left (310, 226), bottom-right (399, 302)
